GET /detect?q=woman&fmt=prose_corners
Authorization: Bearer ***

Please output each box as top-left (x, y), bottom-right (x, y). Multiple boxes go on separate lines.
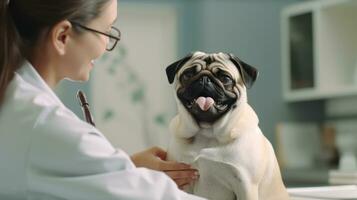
top-left (0, 0), bottom-right (204, 199)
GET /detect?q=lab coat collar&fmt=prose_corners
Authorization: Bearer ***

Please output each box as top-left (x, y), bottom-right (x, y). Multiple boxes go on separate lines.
top-left (16, 61), bottom-right (63, 105)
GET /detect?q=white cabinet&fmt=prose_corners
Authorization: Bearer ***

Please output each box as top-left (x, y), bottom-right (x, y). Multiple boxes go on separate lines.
top-left (281, 0), bottom-right (357, 102)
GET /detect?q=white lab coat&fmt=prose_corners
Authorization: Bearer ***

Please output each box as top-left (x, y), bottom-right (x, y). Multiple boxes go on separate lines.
top-left (0, 61), bottom-right (205, 200)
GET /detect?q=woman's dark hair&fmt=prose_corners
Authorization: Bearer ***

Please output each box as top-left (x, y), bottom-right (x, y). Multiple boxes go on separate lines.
top-left (0, 0), bottom-right (111, 104)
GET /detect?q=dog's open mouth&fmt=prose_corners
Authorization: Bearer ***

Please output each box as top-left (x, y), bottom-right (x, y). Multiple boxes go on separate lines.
top-left (178, 89), bottom-right (236, 123)
top-left (186, 96), bottom-right (228, 111)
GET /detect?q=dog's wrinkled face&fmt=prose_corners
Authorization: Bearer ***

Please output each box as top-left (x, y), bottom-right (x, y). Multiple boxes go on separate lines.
top-left (166, 52), bottom-right (258, 124)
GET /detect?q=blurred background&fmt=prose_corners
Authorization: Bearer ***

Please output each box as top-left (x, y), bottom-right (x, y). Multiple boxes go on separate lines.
top-left (55, 0), bottom-right (357, 188)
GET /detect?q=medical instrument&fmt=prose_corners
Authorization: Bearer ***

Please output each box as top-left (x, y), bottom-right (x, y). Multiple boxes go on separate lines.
top-left (77, 90), bottom-right (96, 126)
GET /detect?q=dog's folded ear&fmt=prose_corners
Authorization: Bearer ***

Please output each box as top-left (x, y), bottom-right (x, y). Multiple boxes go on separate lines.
top-left (165, 53), bottom-right (194, 84)
top-left (228, 54), bottom-right (259, 89)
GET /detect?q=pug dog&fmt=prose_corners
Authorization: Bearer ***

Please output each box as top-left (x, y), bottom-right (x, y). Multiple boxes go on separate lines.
top-left (165, 52), bottom-right (289, 200)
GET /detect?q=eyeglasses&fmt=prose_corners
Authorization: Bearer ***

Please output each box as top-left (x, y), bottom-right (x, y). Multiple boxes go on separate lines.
top-left (70, 21), bottom-right (121, 51)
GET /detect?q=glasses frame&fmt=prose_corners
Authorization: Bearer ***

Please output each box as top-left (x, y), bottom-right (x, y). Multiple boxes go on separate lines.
top-left (70, 21), bottom-right (121, 51)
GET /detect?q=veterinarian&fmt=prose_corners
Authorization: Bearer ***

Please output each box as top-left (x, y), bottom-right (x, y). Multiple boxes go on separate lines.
top-left (0, 0), bottom-right (204, 199)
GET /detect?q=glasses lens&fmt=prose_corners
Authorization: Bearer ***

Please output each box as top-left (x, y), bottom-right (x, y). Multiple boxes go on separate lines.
top-left (110, 27), bottom-right (121, 38)
top-left (106, 27), bottom-right (120, 51)
top-left (107, 38), bottom-right (115, 50)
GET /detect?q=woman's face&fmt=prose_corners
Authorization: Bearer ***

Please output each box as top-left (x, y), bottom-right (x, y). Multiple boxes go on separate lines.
top-left (61, 0), bottom-right (118, 82)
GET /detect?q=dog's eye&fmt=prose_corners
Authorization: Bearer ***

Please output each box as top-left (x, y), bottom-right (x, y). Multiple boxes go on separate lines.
top-left (219, 74), bottom-right (233, 85)
top-left (181, 69), bottom-right (196, 81)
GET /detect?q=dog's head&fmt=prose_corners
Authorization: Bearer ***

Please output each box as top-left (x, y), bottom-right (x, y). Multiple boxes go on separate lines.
top-left (166, 51), bottom-right (258, 125)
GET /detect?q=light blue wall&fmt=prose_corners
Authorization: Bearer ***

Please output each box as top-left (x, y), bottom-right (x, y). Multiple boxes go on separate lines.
top-left (56, 0), bottom-right (325, 146)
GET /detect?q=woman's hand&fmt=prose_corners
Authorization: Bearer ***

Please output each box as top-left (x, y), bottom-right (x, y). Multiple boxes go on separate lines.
top-left (130, 146), bottom-right (199, 189)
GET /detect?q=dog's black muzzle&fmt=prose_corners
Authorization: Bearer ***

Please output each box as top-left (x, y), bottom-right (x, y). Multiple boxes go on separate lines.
top-left (177, 74), bottom-right (237, 123)
top-left (184, 75), bottom-right (225, 102)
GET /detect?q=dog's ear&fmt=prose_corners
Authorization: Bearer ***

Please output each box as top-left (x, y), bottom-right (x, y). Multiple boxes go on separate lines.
top-left (228, 54), bottom-right (259, 89)
top-left (165, 53), bottom-right (193, 84)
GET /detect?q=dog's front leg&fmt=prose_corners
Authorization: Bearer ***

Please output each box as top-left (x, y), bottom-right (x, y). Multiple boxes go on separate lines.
top-left (234, 182), bottom-right (259, 200)
top-left (227, 166), bottom-right (259, 200)
top-left (167, 115), bottom-right (200, 162)
top-left (169, 115), bottom-right (199, 139)
top-left (192, 156), bottom-right (260, 200)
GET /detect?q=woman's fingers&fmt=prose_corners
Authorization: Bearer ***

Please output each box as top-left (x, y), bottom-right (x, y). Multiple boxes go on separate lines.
top-left (156, 159), bottom-right (200, 188)
top-left (164, 168), bottom-right (198, 178)
top-left (132, 146), bottom-right (201, 189)
top-left (170, 174), bottom-right (198, 190)
top-left (158, 160), bottom-right (192, 171)
top-left (175, 177), bottom-right (196, 190)
top-left (163, 167), bottom-right (199, 188)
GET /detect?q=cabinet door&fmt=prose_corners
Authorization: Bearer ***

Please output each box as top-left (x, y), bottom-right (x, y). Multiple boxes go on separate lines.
top-left (289, 12), bottom-right (315, 90)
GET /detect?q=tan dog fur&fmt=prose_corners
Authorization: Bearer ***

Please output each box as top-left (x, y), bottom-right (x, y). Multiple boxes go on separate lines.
top-left (167, 52), bottom-right (289, 200)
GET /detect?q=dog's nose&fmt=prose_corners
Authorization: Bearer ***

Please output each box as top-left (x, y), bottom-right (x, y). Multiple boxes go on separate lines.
top-left (199, 76), bottom-right (211, 85)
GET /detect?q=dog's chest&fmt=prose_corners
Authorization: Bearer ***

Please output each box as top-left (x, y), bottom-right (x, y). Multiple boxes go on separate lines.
top-left (168, 129), bottom-right (244, 199)
top-left (169, 129), bottom-right (223, 164)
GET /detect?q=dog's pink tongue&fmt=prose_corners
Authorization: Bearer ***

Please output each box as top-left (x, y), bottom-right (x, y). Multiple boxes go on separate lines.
top-left (196, 97), bottom-right (215, 111)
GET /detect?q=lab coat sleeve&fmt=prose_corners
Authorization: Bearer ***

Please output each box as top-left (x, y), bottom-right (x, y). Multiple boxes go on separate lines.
top-left (26, 105), bottom-right (205, 200)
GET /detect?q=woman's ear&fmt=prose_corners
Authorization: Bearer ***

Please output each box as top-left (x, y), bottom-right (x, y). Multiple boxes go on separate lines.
top-left (50, 20), bottom-right (73, 56)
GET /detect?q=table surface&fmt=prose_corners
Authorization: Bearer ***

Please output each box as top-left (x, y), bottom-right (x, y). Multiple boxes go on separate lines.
top-left (288, 185), bottom-right (357, 200)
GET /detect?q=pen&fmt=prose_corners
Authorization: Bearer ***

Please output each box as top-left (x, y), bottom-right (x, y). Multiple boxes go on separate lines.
top-left (77, 90), bottom-right (96, 126)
